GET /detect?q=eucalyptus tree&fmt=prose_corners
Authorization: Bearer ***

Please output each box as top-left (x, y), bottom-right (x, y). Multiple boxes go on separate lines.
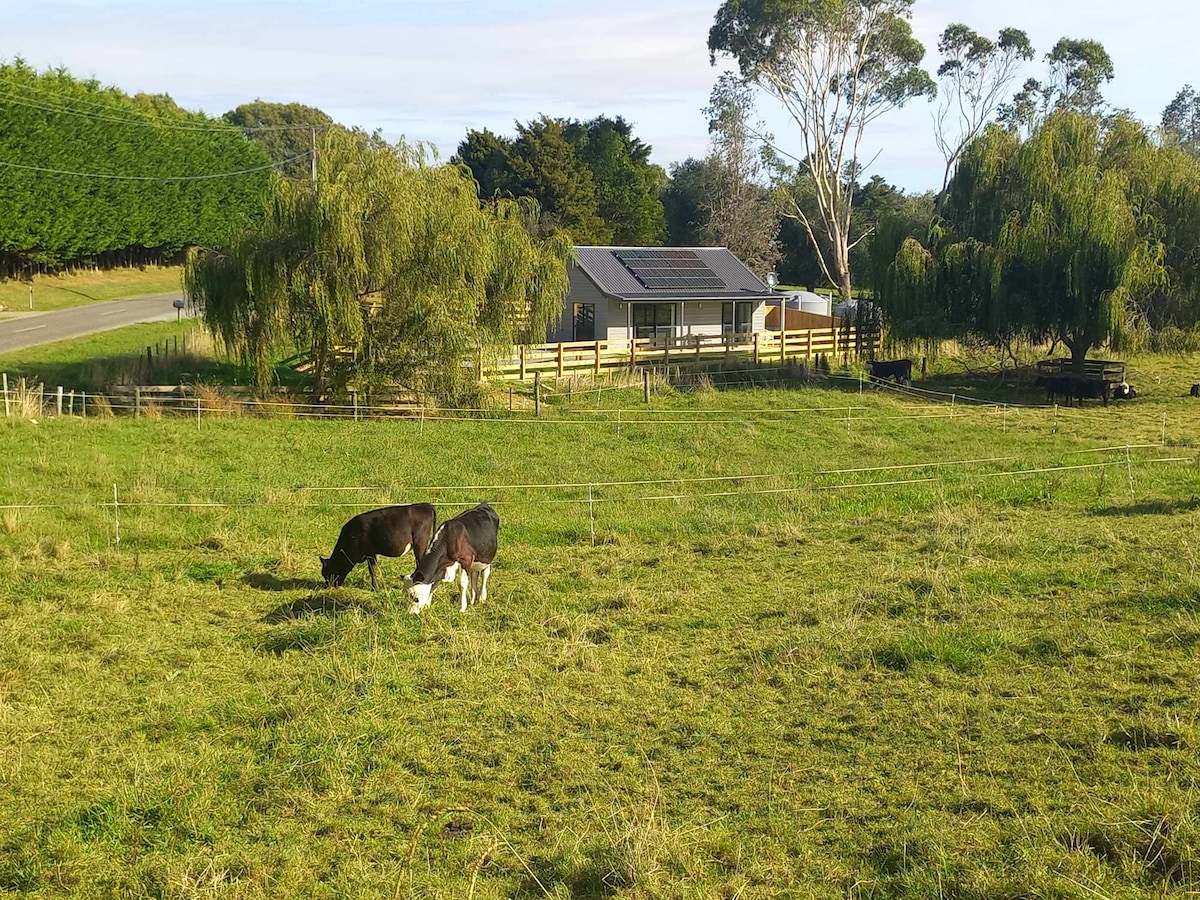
top-left (933, 24), bottom-right (1033, 191)
top-left (998, 38), bottom-right (1114, 134)
top-left (701, 73), bottom-right (780, 277)
top-left (1161, 85), bottom-right (1200, 157)
top-left (708, 0), bottom-right (935, 299)
top-left (185, 129), bottom-right (571, 401)
top-left (874, 112), bottom-right (1170, 371)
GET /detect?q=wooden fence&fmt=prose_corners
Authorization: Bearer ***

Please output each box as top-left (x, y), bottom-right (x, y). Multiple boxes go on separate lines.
top-left (492, 326), bottom-right (879, 380)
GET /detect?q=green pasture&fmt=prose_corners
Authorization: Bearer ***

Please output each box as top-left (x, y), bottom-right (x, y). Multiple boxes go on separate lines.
top-left (0, 356), bottom-right (1198, 898)
top-left (0, 267), bottom-right (184, 314)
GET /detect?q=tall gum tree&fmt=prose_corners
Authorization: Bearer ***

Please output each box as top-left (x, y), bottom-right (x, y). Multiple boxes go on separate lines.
top-left (185, 129), bottom-right (570, 401)
top-left (708, 0), bottom-right (935, 299)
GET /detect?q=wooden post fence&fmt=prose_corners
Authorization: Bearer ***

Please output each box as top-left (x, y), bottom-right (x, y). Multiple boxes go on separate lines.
top-left (56, 385), bottom-right (63, 415)
top-left (533, 371), bottom-right (541, 417)
top-left (2, 373), bottom-right (8, 418)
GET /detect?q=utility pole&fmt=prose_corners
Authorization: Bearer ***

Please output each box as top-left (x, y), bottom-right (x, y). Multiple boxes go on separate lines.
top-left (311, 127), bottom-right (318, 186)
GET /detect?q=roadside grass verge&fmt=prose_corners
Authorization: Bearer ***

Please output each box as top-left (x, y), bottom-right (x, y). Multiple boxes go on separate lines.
top-left (0, 357), bottom-right (1198, 897)
top-left (0, 322), bottom-right (298, 392)
top-left (0, 266), bottom-right (183, 313)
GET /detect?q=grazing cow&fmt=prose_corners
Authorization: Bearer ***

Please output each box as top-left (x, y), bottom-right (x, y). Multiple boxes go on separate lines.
top-left (1035, 374), bottom-right (1073, 405)
top-left (866, 359), bottom-right (913, 386)
top-left (1072, 377), bottom-right (1111, 407)
top-left (405, 503), bottom-right (500, 614)
top-left (1191, 383), bottom-right (1199, 398)
top-left (1111, 382), bottom-right (1137, 401)
top-left (321, 503), bottom-right (436, 589)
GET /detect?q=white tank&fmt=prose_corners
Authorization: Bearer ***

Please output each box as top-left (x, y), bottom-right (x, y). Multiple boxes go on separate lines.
top-left (797, 293), bottom-right (831, 317)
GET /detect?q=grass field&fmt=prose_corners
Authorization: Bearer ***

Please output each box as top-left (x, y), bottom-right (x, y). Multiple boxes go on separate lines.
top-left (0, 267), bottom-right (184, 314)
top-left (1, 355), bottom-right (1199, 898)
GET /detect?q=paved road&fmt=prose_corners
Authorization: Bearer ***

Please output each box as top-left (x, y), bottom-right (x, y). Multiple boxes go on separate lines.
top-left (0, 293), bottom-right (190, 354)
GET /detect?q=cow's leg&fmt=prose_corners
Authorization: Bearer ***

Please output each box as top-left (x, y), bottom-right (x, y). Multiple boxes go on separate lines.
top-left (477, 566), bottom-right (491, 605)
top-left (367, 556), bottom-right (380, 591)
top-left (457, 565), bottom-right (470, 612)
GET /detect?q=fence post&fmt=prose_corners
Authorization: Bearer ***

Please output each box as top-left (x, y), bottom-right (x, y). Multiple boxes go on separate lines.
top-left (174, 335), bottom-right (178, 355)
top-left (643, 368), bottom-right (650, 403)
top-left (508, 387), bottom-right (513, 412)
top-left (630, 340), bottom-right (637, 367)
top-left (557, 343), bottom-right (565, 378)
top-left (519, 345), bottom-right (526, 382)
top-left (753, 332), bottom-right (761, 365)
top-left (1125, 445), bottom-right (1135, 499)
top-left (146, 346), bottom-right (153, 378)
top-left (588, 483), bottom-right (596, 546)
top-left (68, 390), bottom-right (74, 416)
top-left (81, 391), bottom-right (87, 419)
top-left (695, 334), bottom-right (701, 362)
top-left (39, 383), bottom-right (44, 416)
top-left (594, 340), bottom-right (602, 377)
top-left (135, 386), bottom-right (142, 418)
top-left (1162, 413), bottom-right (1167, 447)
top-left (56, 385), bottom-right (63, 416)
top-left (1, 373), bottom-right (7, 418)
top-left (533, 371), bottom-right (541, 417)
top-left (477, 347), bottom-right (484, 383)
top-left (112, 483), bottom-right (120, 554)
top-left (352, 389), bottom-right (359, 421)
top-left (780, 329), bottom-right (787, 364)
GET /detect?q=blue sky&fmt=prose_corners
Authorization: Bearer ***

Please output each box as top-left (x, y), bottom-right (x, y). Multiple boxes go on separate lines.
top-left (6, 0), bottom-right (1197, 191)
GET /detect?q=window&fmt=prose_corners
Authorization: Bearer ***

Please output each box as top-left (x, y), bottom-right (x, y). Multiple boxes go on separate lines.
top-left (632, 303), bottom-right (675, 341)
top-left (572, 303), bottom-right (596, 341)
top-left (722, 301), bottom-right (754, 335)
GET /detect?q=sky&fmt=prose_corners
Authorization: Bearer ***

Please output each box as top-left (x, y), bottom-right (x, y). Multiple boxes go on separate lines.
top-left (5, 0), bottom-right (1198, 192)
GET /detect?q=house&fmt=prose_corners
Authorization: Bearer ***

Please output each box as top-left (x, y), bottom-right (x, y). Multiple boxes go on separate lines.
top-left (548, 246), bottom-right (778, 344)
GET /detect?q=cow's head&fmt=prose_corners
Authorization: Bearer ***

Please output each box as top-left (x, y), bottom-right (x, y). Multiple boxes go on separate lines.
top-left (321, 555), bottom-right (349, 588)
top-left (405, 562), bottom-right (461, 614)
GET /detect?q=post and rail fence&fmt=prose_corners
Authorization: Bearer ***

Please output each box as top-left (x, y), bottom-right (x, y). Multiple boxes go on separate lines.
top-left (492, 325), bottom-right (880, 381)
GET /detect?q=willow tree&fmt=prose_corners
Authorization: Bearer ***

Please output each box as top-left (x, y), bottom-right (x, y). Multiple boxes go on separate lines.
top-left (875, 112), bottom-right (1167, 371)
top-left (185, 129), bottom-right (571, 401)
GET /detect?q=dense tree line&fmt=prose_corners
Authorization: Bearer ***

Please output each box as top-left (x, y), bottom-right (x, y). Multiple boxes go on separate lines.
top-left (454, 116), bottom-right (667, 245)
top-left (0, 61), bottom-right (273, 276)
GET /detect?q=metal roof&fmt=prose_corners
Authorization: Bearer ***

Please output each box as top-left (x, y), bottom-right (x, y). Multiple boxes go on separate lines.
top-left (572, 246), bottom-right (777, 300)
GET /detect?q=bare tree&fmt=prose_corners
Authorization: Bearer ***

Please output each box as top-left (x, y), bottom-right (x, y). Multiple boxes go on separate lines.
top-left (701, 74), bottom-right (781, 278)
top-left (709, 0), bottom-right (935, 298)
top-left (933, 24), bottom-right (1033, 191)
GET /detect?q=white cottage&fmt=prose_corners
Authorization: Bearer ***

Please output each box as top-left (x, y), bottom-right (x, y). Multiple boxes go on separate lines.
top-left (548, 246), bottom-right (777, 344)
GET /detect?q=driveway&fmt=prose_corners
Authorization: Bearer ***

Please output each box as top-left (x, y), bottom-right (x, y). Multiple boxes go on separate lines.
top-left (0, 293), bottom-right (191, 354)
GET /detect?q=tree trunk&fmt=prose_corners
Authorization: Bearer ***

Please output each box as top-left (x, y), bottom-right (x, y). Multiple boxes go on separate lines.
top-left (1066, 338), bottom-right (1090, 374)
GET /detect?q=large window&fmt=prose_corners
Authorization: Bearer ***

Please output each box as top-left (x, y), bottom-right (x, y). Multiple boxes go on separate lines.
top-left (572, 303), bottom-right (596, 341)
top-left (632, 303), bottom-right (675, 341)
top-left (722, 301), bottom-right (754, 335)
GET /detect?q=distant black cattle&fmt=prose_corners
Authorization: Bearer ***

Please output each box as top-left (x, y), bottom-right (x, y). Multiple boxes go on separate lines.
top-left (406, 503), bottom-right (500, 614)
top-left (321, 503), bottom-right (436, 589)
top-left (1036, 374), bottom-right (1110, 407)
top-left (866, 358), bottom-right (913, 386)
top-left (1191, 383), bottom-right (1200, 398)
top-left (1111, 382), bottom-right (1137, 401)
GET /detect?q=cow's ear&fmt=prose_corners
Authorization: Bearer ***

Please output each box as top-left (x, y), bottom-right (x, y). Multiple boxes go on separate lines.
top-left (320, 556), bottom-right (328, 565)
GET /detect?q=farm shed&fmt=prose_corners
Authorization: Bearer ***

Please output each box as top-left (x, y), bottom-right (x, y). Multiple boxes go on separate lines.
top-left (548, 246), bottom-right (778, 344)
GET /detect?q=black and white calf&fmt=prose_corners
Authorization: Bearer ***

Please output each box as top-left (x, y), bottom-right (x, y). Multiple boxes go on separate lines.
top-left (321, 503), bottom-right (436, 589)
top-left (405, 503), bottom-right (500, 614)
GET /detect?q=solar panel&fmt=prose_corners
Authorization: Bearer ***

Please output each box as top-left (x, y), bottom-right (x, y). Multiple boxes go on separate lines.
top-left (612, 249), bottom-right (727, 291)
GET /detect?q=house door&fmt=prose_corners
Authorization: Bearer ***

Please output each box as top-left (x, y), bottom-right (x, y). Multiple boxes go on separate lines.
top-left (632, 303), bottom-right (675, 341)
top-left (722, 301), bottom-right (754, 336)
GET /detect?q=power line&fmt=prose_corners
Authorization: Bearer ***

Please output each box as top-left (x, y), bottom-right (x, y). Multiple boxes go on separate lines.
top-left (0, 152), bottom-right (311, 181)
top-left (0, 82), bottom-right (331, 133)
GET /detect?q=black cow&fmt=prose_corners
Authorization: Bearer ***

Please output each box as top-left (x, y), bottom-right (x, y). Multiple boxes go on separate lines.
top-left (1111, 382), bottom-right (1137, 401)
top-left (321, 503), bottom-right (436, 589)
top-left (1191, 383), bottom-right (1199, 398)
top-left (1035, 374), bottom-right (1073, 405)
top-left (1072, 377), bottom-right (1111, 407)
top-left (405, 503), bottom-right (500, 614)
top-left (866, 359), bottom-right (913, 386)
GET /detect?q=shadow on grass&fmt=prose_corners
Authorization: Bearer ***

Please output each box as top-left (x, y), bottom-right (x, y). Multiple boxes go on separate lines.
top-left (514, 853), bottom-right (623, 899)
top-left (262, 592), bottom-right (375, 624)
top-left (243, 571), bottom-right (321, 592)
top-left (1093, 496), bottom-right (1200, 517)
